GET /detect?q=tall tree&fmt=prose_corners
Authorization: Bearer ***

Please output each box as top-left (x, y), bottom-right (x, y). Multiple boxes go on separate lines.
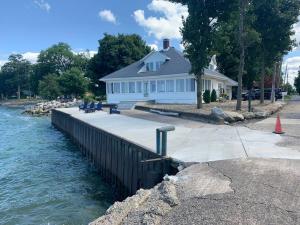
top-left (87, 34), bottom-right (151, 95)
top-left (253, 0), bottom-right (300, 103)
top-left (236, 0), bottom-right (247, 110)
top-left (295, 70), bottom-right (300, 95)
top-left (59, 67), bottom-right (89, 97)
top-left (1, 54), bottom-right (31, 99)
top-left (170, 0), bottom-right (235, 108)
top-left (32, 43), bottom-right (89, 94)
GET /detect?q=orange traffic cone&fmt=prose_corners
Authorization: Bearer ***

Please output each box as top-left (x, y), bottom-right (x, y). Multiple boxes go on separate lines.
top-left (273, 114), bottom-right (284, 134)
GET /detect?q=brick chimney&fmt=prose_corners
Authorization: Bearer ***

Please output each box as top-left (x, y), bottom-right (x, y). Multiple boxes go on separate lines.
top-left (163, 39), bottom-right (170, 50)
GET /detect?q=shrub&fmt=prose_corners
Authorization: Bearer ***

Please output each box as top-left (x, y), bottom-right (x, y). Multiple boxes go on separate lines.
top-left (211, 89), bottom-right (217, 102)
top-left (203, 90), bottom-right (211, 103)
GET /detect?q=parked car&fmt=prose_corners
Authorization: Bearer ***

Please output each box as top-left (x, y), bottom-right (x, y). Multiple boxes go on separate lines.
top-left (264, 88), bottom-right (282, 100)
top-left (242, 90), bottom-right (256, 101)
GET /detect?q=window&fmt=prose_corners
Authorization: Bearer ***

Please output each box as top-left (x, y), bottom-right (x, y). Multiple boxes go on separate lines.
top-left (157, 80), bottom-right (166, 93)
top-left (202, 79), bottom-right (212, 91)
top-left (150, 80), bottom-right (156, 93)
top-left (186, 79), bottom-right (195, 92)
top-left (136, 81), bottom-right (142, 93)
top-left (146, 62), bottom-right (155, 71)
top-left (129, 82), bottom-right (135, 93)
top-left (176, 79), bottom-right (184, 92)
top-left (155, 61), bottom-right (163, 71)
top-left (121, 82), bottom-right (128, 93)
top-left (166, 80), bottom-right (174, 92)
top-left (146, 62), bottom-right (154, 71)
top-left (107, 83), bottom-right (113, 94)
top-left (113, 82), bottom-right (120, 94)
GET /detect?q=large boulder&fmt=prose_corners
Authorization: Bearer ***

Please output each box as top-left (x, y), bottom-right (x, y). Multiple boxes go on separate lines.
top-left (211, 107), bottom-right (244, 123)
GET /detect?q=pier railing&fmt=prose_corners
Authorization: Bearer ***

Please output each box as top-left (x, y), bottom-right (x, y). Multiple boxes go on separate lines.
top-left (51, 109), bottom-right (176, 199)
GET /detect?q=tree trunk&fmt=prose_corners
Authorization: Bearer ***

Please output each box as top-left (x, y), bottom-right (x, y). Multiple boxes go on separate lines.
top-left (196, 75), bottom-right (203, 109)
top-left (260, 57), bottom-right (265, 104)
top-left (271, 62), bottom-right (277, 103)
top-left (236, 0), bottom-right (246, 111)
top-left (17, 85), bottom-right (21, 100)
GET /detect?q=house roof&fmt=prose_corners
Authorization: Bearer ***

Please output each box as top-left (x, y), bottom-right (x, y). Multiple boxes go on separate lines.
top-left (101, 47), bottom-right (238, 86)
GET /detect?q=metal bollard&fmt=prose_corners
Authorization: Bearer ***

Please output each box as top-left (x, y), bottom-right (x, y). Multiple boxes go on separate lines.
top-left (156, 126), bottom-right (175, 156)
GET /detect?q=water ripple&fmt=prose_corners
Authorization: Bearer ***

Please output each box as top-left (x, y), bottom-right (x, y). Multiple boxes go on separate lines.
top-left (0, 107), bottom-right (113, 225)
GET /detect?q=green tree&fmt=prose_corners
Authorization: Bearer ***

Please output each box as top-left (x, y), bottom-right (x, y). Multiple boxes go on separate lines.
top-left (214, 0), bottom-right (260, 110)
top-left (59, 67), bottom-right (88, 97)
top-left (38, 74), bottom-right (62, 100)
top-left (170, 0), bottom-right (235, 108)
top-left (87, 33), bottom-right (151, 95)
top-left (295, 71), bottom-right (300, 95)
top-left (0, 54), bottom-right (31, 99)
top-left (282, 82), bottom-right (294, 95)
top-left (253, 0), bottom-right (300, 103)
top-left (33, 43), bottom-right (89, 95)
top-left (211, 89), bottom-right (217, 102)
top-left (203, 90), bottom-right (211, 103)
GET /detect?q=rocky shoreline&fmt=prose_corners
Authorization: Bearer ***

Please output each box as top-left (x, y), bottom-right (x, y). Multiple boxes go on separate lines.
top-left (22, 100), bottom-right (79, 116)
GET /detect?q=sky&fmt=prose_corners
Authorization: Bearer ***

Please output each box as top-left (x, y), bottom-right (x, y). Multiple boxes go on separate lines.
top-left (0, 0), bottom-right (300, 84)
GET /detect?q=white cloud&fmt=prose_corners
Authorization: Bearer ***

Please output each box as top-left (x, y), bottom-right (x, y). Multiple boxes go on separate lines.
top-left (133, 0), bottom-right (188, 40)
top-left (0, 60), bottom-right (8, 69)
top-left (148, 43), bottom-right (158, 51)
top-left (99, 10), bottom-right (117, 24)
top-left (22, 52), bottom-right (40, 63)
top-left (282, 56), bottom-right (300, 84)
top-left (34, 0), bottom-right (51, 12)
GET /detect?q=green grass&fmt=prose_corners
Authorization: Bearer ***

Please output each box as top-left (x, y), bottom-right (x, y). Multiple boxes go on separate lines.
top-left (284, 95), bottom-right (292, 101)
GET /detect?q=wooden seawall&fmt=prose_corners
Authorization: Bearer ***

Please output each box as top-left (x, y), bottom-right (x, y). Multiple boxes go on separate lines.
top-left (51, 109), bottom-right (176, 199)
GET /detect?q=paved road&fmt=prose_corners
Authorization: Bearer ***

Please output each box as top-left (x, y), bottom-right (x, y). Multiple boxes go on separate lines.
top-left (91, 158), bottom-right (300, 225)
top-left (246, 95), bottom-right (300, 151)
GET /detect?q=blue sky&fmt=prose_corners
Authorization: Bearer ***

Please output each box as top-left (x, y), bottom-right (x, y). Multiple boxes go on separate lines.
top-left (0, 0), bottom-right (299, 83)
top-left (0, 0), bottom-right (183, 61)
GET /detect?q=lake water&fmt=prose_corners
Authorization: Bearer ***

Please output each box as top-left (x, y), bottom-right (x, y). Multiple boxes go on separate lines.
top-left (0, 106), bottom-right (114, 225)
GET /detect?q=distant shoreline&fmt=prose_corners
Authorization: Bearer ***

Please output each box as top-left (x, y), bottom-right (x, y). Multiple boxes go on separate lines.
top-left (0, 99), bottom-right (43, 108)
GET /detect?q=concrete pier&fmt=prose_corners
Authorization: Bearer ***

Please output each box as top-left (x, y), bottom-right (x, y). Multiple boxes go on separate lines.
top-left (51, 109), bottom-right (176, 199)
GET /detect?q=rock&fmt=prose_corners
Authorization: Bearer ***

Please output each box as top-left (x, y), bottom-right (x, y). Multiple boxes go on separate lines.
top-left (242, 112), bottom-right (256, 120)
top-left (254, 111), bottom-right (270, 119)
top-left (23, 100), bottom-right (79, 116)
top-left (224, 111), bottom-right (244, 122)
top-left (211, 107), bottom-right (244, 123)
top-left (211, 107), bottom-right (226, 118)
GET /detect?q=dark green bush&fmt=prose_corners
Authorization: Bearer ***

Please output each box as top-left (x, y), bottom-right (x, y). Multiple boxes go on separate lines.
top-left (203, 90), bottom-right (211, 103)
top-left (211, 89), bottom-right (217, 102)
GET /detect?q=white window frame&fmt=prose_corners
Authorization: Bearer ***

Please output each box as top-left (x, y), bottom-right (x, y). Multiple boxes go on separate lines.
top-left (121, 82), bottom-right (129, 93)
top-left (150, 80), bottom-right (156, 93)
top-left (129, 82), bottom-right (136, 93)
top-left (136, 81), bottom-right (142, 93)
top-left (113, 82), bottom-right (121, 94)
top-left (166, 80), bottom-right (174, 92)
top-left (176, 79), bottom-right (185, 92)
top-left (186, 78), bottom-right (195, 92)
top-left (157, 80), bottom-right (166, 93)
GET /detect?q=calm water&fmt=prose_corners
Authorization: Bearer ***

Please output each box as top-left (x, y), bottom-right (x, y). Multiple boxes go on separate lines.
top-left (0, 106), bottom-right (114, 225)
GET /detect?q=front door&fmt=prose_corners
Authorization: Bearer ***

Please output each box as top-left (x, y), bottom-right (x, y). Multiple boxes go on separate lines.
top-left (143, 81), bottom-right (149, 97)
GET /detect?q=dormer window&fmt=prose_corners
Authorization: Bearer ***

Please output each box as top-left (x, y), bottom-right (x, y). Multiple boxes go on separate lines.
top-left (146, 61), bottom-right (163, 72)
top-left (146, 62), bottom-right (154, 71)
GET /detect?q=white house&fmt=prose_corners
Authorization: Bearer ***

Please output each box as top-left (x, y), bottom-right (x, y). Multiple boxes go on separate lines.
top-left (100, 39), bottom-right (237, 104)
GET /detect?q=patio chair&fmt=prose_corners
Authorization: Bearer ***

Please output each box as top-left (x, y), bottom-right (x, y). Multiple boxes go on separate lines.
top-left (85, 102), bottom-right (95, 113)
top-left (109, 105), bottom-right (120, 114)
top-left (95, 102), bottom-right (103, 111)
top-left (79, 102), bottom-right (88, 111)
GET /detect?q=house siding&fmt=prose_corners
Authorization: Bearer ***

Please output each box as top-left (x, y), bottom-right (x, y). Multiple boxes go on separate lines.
top-left (105, 74), bottom-right (233, 104)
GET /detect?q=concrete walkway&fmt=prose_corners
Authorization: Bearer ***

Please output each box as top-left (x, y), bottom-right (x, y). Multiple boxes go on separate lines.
top-left (57, 107), bottom-right (300, 163)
